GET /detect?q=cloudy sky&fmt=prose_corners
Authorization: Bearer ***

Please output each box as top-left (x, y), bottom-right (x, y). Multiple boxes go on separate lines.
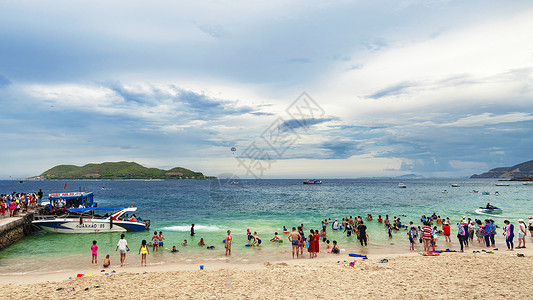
top-left (1, 0), bottom-right (533, 179)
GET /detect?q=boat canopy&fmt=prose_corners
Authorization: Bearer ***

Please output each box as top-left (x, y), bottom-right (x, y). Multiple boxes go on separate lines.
top-left (67, 207), bottom-right (123, 212)
top-left (48, 192), bottom-right (95, 212)
top-left (66, 207), bottom-right (137, 213)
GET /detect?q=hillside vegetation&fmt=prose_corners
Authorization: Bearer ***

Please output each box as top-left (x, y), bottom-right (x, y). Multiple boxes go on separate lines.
top-left (471, 160), bottom-right (533, 179)
top-left (36, 161), bottom-right (215, 180)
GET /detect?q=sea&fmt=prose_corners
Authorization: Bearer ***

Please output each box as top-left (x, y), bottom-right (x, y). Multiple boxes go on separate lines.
top-left (1, 178), bottom-right (532, 275)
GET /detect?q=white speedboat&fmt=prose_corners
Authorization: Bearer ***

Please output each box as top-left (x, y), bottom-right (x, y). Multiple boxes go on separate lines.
top-left (451, 183), bottom-right (460, 187)
top-left (523, 182), bottom-right (533, 185)
top-left (398, 183), bottom-right (407, 188)
top-left (32, 192), bottom-right (150, 233)
top-left (495, 183), bottom-right (509, 186)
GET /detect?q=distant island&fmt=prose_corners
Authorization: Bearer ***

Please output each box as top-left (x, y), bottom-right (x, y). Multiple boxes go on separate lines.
top-left (471, 160), bottom-right (533, 179)
top-left (30, 161), bottom-right (216, 180)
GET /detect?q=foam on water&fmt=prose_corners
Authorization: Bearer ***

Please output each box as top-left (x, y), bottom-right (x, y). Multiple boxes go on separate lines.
top-left (161, 225), bottom-right (222, 232)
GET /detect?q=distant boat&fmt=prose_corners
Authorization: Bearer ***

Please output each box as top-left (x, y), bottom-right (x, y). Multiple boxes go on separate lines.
top-left (451, 184), bottom-right (460, 187)
top-left (230, 181), bottom-right (239, 185)
top-left (441, 190), bottom-right (448, 194)
top-left (495, 183), bottom-right (509, 186)
top-left (523, 182), bottom-right (533, 185)
top-left (471, 190), bottom-right (479, 193)
top-left (398, 183), bottom-right (407, 188)
top-left (303, 180), bottom-right (322, 185)
top-left (495, 191), bottom-right (500, 196)
top-left (482, 191), bottom-right (490, 195)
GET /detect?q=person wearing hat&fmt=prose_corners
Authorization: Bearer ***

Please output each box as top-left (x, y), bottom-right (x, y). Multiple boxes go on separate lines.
top-left (528, 216), bottom-right (533, 237)
top-left (517, 219), bottom-right (527, 249)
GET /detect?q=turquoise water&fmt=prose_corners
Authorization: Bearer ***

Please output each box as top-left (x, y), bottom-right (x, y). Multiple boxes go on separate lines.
top-left (0, 179), bottom-right (531, 274)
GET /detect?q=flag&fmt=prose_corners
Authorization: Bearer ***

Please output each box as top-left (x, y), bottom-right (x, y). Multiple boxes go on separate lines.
top-left (64, 182), bottom-right (67, 189)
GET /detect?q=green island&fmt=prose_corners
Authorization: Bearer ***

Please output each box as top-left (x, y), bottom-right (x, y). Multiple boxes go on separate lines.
top-left (29, 161), bottom-right (216, 180)
top-left (470, 159), bottom-right (533, 180)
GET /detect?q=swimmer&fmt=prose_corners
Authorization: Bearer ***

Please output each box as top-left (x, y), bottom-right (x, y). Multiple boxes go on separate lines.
top-left (103, 254), bottom-right (110, 268)
top-left (198, 238), bottom-right (205, 246)
top-left (170, 246), bottom-right (179, 253)
top-left (271, 232), bottom-right (282, 241)
top-left (182, 239), bottom-right (188, 246)
top-left (283, 226), bottom-right (288, 232)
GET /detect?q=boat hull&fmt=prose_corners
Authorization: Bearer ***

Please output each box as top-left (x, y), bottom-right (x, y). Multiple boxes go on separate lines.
top-left (478, 208), bottom-right (503, 214)
top-left (32, 218), bottom-right (147, 233)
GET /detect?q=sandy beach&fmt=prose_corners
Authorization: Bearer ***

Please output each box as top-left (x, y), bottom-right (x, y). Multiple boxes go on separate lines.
top-left (2, 246), bottom-right (533, 299)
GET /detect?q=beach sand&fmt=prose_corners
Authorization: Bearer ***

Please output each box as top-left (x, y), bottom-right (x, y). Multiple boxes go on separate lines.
top-left (2, 247), bottom-right (533, 299)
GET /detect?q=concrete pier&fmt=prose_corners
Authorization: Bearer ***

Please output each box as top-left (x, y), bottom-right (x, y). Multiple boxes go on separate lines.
top-left (0, 207), bottom-right (45, 251)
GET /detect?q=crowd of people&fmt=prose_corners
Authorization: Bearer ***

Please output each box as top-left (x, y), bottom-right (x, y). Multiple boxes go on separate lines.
top-left (0, 191), bottom-right (40, 218)
top-left (404, 213), bottom-right (533, 252)
top-left (84, 212), bottom-right (533, 268)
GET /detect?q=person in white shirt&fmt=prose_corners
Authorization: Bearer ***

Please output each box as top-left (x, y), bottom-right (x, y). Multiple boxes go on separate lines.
top-left (517, 219), bottom-right (527, 249)
top-left (115, 234), bottom-right (130, 266)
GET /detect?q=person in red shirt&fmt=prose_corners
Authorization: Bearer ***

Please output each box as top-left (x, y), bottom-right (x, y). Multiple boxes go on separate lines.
top-left (442, 222), bottom-right (451, 243)
top-left (377, 215), bottom-right (383, 223)
top-left (421, 222), bottom-right (433, 251)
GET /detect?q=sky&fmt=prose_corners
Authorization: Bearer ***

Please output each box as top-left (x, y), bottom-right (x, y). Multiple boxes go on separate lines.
top-left (1, 0), bottom-right (533, 179)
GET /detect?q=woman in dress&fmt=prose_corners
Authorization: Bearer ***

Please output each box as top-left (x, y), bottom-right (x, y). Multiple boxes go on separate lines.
top-left (307, 230), bottom-right (315, 258)
top-left (314, 229), bottom-right (320, 257)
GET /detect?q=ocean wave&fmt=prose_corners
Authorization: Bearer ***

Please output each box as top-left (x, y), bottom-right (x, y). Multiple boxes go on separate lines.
top-left (161, 224), bottom-right (222, 232)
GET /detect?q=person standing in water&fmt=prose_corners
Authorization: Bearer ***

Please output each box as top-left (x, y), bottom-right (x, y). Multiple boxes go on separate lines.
top-left (191, 224), bottom-right (195, 236)
top-left (139, 239), bottom-right (149, 266)
top-left (225, 230), bottom-right (232, 256)
top-left (288, 227), bottom-right (300, 259)
top-left (115, 234), bottom-right (130, 266)
top-left (91, 240), bottom-right (98, 264)
top-left (151, 231), bottom-right (159, 252)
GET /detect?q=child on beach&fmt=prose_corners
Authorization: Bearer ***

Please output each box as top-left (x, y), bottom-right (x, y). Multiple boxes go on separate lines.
top-left (182, 239), bottom-right (188, 246)
top-left (116, 234), bottom-right (130, 267)
top-left (408, 228), bottom-right (416, 250)
top-left (326, 240), bottom-right (331, 253)
top-left (331, 240), bottom-right (339, 254)
top-left (91, 240), bottom-right (98, 264)
top-left (251, 232), bottom-right (262, 246)
top-left (387, 224), bottom-right (393, 238)
top-left (152, 231), bottom-right (159, 252)
top-left (139, 240), bottom-right (149, 266)
top-left (103, 254), bottom-right (110, 268)
top-left (158, 231), bottom-right (165, 248)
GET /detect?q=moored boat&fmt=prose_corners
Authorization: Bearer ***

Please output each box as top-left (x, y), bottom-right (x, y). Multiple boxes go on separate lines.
top-left (398, 183), bottom-right (407, 188)
top-left (32, 192), bottom-right (150, 233)
top-left (451, 183), bottom-right (460, 187)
